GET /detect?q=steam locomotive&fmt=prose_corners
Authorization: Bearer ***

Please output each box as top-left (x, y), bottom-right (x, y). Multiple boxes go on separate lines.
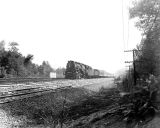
top-left (65, 60), bottom-right (108, 79)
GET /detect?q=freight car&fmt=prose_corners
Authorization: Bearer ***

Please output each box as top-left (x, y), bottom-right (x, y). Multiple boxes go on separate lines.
top-left (65, 60), bottom-right (107, 79)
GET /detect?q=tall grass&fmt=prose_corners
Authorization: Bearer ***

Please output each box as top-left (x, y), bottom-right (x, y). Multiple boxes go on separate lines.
top-left (0, 87), bottom-right (94, 128)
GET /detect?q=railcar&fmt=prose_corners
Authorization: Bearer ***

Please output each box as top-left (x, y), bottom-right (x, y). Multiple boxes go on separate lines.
top-left (65, 60), bottom-right (107, 79)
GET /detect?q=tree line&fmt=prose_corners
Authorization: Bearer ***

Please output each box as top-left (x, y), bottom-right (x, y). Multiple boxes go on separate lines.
top-left (0, 41), bottom-right (54, 78)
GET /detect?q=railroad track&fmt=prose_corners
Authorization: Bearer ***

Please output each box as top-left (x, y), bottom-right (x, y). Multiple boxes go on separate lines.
top-left (0, 86), bottom-right (72, 104)
top-left (0, 77), bottom-right (112, 104)
top-left (0, 77), bottom-right (64, 84)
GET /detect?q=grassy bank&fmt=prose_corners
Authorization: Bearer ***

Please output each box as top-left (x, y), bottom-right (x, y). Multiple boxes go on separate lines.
top-left (0, 87), bottom-right (94, 127)
top-left (0, 85), bottom-right (126, 128)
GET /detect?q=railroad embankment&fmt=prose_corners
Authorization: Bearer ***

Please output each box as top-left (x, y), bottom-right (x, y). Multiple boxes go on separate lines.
top-left (0, 78), bottom-right (118, 128)
top-left (0, 78), bottom-right (114, 93)
top-left (1, 78), bottom-right (158, 128)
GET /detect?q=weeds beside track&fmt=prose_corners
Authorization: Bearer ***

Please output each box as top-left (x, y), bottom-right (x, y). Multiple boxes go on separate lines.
top-left (0, 77), bottom-right (64, 84)
top-left (0, 85), bottom-right (72, 104)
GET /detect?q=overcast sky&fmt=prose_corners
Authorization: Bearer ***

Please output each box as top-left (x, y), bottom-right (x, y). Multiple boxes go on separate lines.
top-left (0, 0), bottom-right (141, 74)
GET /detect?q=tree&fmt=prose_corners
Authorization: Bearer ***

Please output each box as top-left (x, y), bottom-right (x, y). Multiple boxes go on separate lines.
top-left (0, 41), bottom-right (54, 78)
top-left (130, 0), bottom-right (160, 77)
top-left (130, 0), bottom-right (160, 34)
top-left (24, 54), bottom-right (33, 66)
top-left (9, 42), bottom-right (19, 53)
top-left (38, 61), bottom-right (54, 77)
top-left (0, 41), bottom-right (5, 52)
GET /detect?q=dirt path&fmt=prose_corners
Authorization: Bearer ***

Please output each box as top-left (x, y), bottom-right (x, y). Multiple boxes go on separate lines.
top-left (83, 78), bottom-right (114, 92)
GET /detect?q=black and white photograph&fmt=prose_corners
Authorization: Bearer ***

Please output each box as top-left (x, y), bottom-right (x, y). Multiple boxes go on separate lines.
top-left (0, 0), bottom-right (160, 127)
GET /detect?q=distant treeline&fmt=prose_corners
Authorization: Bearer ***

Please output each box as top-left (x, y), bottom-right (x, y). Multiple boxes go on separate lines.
top-left (0, 41), bottom-right (54, 78)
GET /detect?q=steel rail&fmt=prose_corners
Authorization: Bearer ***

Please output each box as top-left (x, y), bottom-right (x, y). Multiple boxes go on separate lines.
top-left (0, 86), bottom-right (72, 104)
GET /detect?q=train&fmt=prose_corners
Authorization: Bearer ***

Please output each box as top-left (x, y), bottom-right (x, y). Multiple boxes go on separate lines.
top-left (65, 60), bottom-right (109, 79)
top-left (0, 60), bottom-right (111, 79)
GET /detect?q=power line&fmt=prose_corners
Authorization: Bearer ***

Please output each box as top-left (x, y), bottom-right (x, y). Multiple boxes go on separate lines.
top-left (121, 0), bottom-right (125, 55)
top-left (126, 0), bottom-right (131, 50)
top-left (127, 9), bottom-right (130, 49)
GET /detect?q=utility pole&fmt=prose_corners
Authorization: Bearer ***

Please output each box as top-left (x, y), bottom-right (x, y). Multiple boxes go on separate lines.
top-left (125, 65), bottom-right (132, 90)
top-left (133, 49), bottom-right (136, 86)
top-left (124, 49), bottom-right (141, 86)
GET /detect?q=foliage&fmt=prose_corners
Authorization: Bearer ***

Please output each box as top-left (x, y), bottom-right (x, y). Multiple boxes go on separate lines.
top-left (130, 0), bottom-right (160, 34)
top-left (120, 2), bottom-right (160, 125)
top-left (128, 0), bottom-right (160, 80)
top-left (1, 87), bottom-right (93, 127)
top-left (24, 54), bottom-right (33, 66)
top-left (9, 42), bottom-right (19, 53)
top-left (0, 40), bottom-right (5, 51)
top-left (38, 61), bottom-right (54, 77)
top-left (0, 41), bottom-right (54, 78)
top-left (121, 86), bottom-right (158, 127)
